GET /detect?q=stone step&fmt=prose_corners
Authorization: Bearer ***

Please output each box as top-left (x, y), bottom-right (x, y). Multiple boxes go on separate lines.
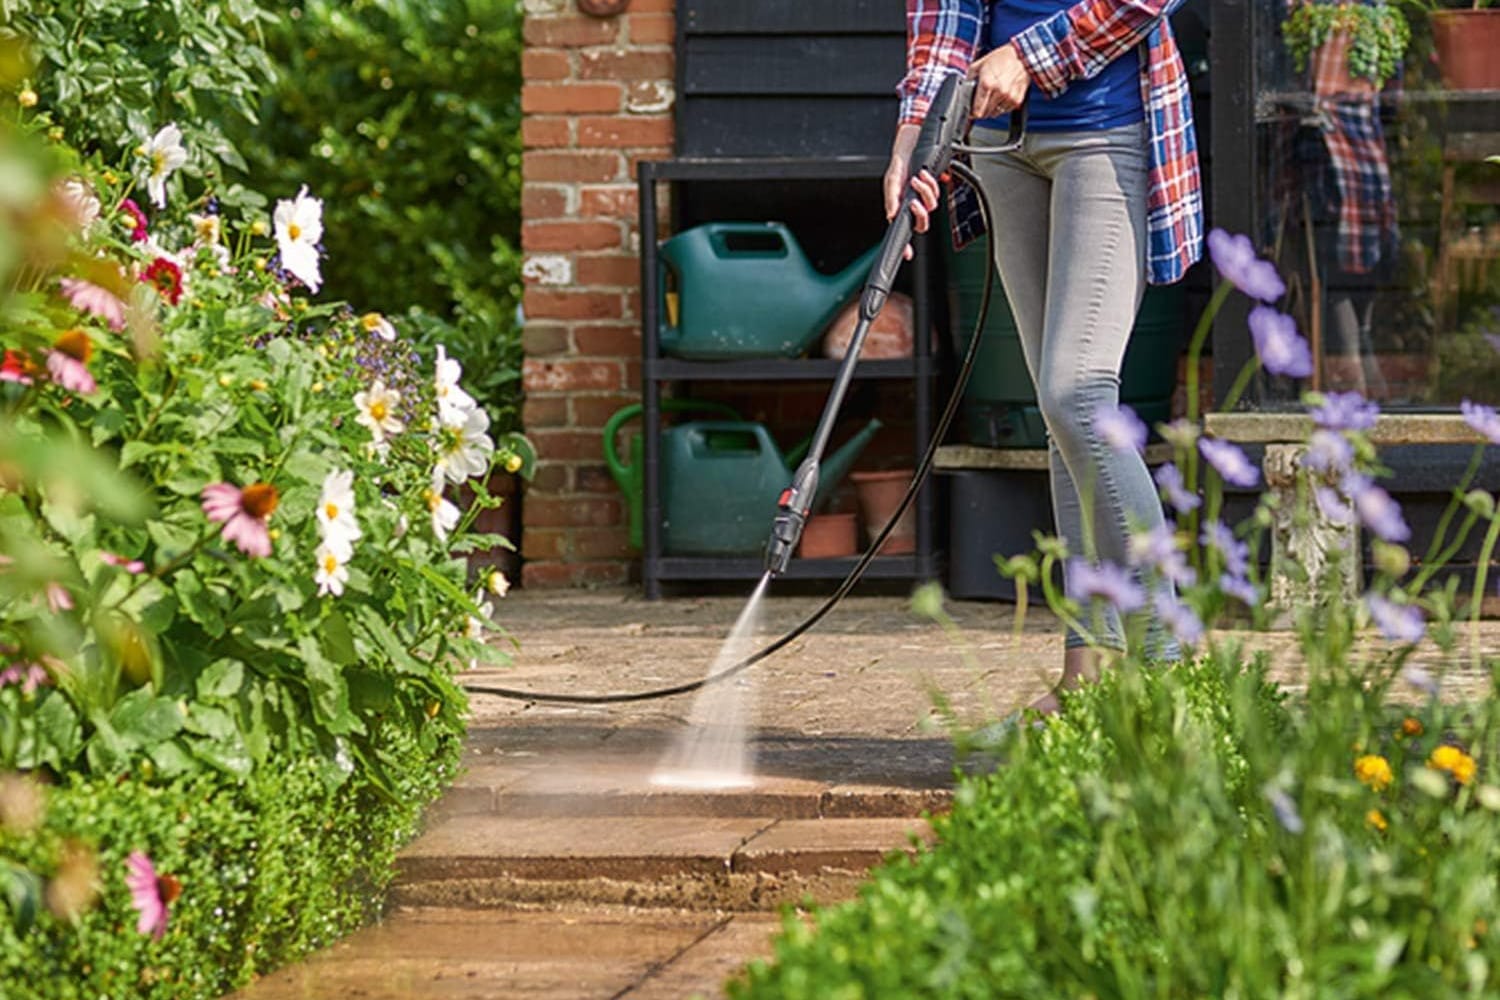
top-left (394, 814), bottom-right (932, 912)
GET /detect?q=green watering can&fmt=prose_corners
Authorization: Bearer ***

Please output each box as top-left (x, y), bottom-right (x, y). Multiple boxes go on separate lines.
top-left (656, 417), bottom-right (882, 557)
top-left (605, 399), bottom-right (742, 550)
top-left (658, 222), bottom-right (881, 360)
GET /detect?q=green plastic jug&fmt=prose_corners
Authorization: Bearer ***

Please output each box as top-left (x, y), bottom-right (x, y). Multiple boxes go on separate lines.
top-left (659, 418), bottom-right (882, 556)
top-left (658, 222), bottom-right (880, 360)
top-left (604, 399), bottom-right (742, 550)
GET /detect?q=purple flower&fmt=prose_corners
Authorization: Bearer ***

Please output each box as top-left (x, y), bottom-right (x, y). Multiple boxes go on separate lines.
top-left (1366, 593), bottom-right (1424, 644)
top-left (1199, 438), bottom-right (1260, 488)
top-left (1310, 391), bottom-right (1379, 432)
top-left (1094, 404), bottom-right (1147, 453)
top-left (1154, 463), bottom-right (1201, 514)
top-left (1300, 430), bottom-right (1354, 476)
top-left (0, 663), bottom-right (50, 694)
top-left (1249, 307), bottom-right (1312, 378)
top-left (1201, 520), bottom-right (1250, 577)
top-left (1154, 592), bottom-right (1204, 647)
top-left (1344, 475), bottom-right (1410, 543)
top-left (1220, 574), bottom-right (1259, 605)
top-left (1400, 664), bottom-right (1438, 696)
top-left (125, 851), bottom-right (169, 939)
top-left (1460, 399), bottom-right (1500, 445)
top-left (1263, 785), bottom-right (1304, 834)
top-left (1314, 486), bottom-right (1356, 527)
top-left (1128, 523), bottom-right (1196, 587)
top-left (1066, 558), bottom-right (1146, 614)
top-left (1208, 229), bottom-right (1286, 303)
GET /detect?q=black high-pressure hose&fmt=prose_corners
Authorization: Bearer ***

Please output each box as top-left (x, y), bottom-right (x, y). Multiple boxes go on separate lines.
top-left (466, 79), bottom-right (1018, 706)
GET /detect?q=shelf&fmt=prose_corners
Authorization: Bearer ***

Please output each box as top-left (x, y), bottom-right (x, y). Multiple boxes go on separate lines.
top-left (654, 554), bottom-right (932, 581)
top-left (647, 357), bottom-right (934, 381)
top-left (640, 156), bottom-right (889, 183)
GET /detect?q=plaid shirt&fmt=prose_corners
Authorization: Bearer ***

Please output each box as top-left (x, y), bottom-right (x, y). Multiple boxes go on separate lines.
top-left (899, 0), bottom-right (1203, 285)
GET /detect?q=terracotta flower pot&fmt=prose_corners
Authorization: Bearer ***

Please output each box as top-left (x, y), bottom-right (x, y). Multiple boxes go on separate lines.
top-left (850, 469), bottom-right (917, 555)
top-left (797, 512), bottom-right (858, 559)
top-left (822, 292), bottom-right (916, 359)
top-left (1431, 11), bottom-right (1500, 92)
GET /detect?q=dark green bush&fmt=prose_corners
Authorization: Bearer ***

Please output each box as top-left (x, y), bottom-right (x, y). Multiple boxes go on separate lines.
top-left (229, 0), bottom-right (525, 428)
top-left (0, 718), bottom-right (459, 999)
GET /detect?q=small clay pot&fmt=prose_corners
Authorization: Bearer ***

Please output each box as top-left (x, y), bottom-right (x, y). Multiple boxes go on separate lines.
top-left (797, 512), bottom-right (859, 559)
top-left (850, 470), bottom-right (917, 555)
top-left (822, 292), bottom-right (916, 359)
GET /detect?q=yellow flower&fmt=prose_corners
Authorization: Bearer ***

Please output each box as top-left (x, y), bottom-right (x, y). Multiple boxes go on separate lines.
top-left (1365, 809), bottom-right (1388, 832)
top-left (1355, 754), bottom-right (1393, 792)
top-left (17, 88), bottom-right (38, 108)
top-left (1429, 745), bottom-right (1478, 786)
top-left (504, 452), bottom-right (523, 474)
top-left (1401, 717), bottom-right (1423, 738)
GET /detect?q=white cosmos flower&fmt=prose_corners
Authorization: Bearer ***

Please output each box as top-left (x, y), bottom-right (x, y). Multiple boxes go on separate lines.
top-left (316, 469), bottom-right (361, 554)
top-left (272, 185), bottom-right (324, 292)
top-left (360, 312), bottom-right (396, 341)
top-left (425, 485), bottom-right (460, 542)
top-left (313, 543), bottom-right (349, 597)
top-left (57, 178), bottom-right (100, 229)
top-left (487, 570), bottom-right (510, 598)
top-left (354, 380), bottom-right (405, 443)
top-left (465, 589), bottom-right (494, 641)
top-left (189, 212), bottom-right (222, 246)
top-left (139, 124), bottom-right (187, 209)
top-left (436, 404), bottom-right (494, 484)
top-left (434, 344), bottom-right (477, 425)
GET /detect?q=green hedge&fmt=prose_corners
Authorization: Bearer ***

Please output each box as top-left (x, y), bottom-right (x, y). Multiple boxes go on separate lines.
top-left (0, 721), bottom-right (459, 999)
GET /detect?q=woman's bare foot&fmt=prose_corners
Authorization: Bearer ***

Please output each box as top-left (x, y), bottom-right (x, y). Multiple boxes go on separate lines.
top-left (1026, 647), bottom-right (1103, 716)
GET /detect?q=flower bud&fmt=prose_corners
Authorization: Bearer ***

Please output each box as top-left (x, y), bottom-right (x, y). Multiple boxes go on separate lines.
top-left (18, 89), bottom-right (38, 108)
top-left (1464, 489), bottom-right (1496, 520)
top-left (250, 219), bottom-right (269, 237)
top-left (910, 581), bottom-right (945, 620)
top-left (504, 453), bottom-right (523, 474)
top-left (1372, 542), bottom-right (1410, 578)
top-left (217, 374), bottom-right (233, 388)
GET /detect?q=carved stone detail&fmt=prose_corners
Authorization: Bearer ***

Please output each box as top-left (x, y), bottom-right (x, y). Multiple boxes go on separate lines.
top-left (1264, 443), bottom-right (1361, 616)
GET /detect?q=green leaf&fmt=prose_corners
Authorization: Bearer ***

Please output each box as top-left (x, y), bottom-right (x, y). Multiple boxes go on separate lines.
top-left (183, 704), bottom-right (237, 741)
top-left (175, 569), bottom-right (225, 638)
top-left (109, 689), bottom-right (184, 746)
top-left (197, 659), bottom-right (244, 699)
top-left (353, 604), bottom-right (423, 674)
top-left (298, 636), bottom-right (362, 736)
top-left (2, 865), bottom-right (43, 935)
top-left (34, 692), bottom-right (82, 768)
top-left (191, 733), bottom-right (253, 778)
top-left (321, 608), bottom-right (359, 666)
top-left (147, 738), bottom-right (198, 777)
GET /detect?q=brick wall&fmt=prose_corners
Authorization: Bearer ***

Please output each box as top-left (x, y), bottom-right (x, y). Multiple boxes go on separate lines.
top-left (518, 0), bottom-right (674, 588)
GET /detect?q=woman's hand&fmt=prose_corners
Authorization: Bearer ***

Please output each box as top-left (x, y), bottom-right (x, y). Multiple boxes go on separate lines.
top-left (884, 122), bottom-right (943, 261)
top-left (969, 42), bottom-right (1031, 119)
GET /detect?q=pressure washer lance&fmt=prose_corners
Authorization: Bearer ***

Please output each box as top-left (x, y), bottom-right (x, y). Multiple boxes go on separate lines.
top-left (764, 75), bottom-right (1020, 575)
top-left (466, 76), bottom-right (1023, 705)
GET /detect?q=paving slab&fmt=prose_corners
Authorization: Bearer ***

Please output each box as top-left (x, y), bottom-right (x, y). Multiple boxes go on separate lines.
top-left (624, 915), bottom-right (783, 1000)
top-left (228, 907), bottom-right (724, 1000)
top-left (733, 818), bottom-right (933, 875)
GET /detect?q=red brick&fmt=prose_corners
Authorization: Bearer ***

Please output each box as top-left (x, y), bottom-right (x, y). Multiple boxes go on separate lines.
top-left (529, 464), bottom-right (570, 493)
top-left (523, 358), bottom-right (623, 393)
top-left (521, 395), bottom-right (568, 428)
top-left (524, 151), bottom-right (622, 184)
top-left (628, 14), bottom-right (674, 45)
top-left (578, 49), bottom-right (674, 82)
top-left (576, 464), bottom-right (619, 495)
top-left (528, 429), bottom-right (608, 462)
top-left (623, 0), bottom-right (674, 12)
top-left (522, 220), bottom-right (622, 252)
top-left (526, 496), bottom-right (622, 528)
top-left (522, 560), bottom-right (630, 589)
top-left (522, 185), bottom-right (569, 219)
top-left (521, 528), bottom-right (566, 561)
top-left (573, 322), bottom-right (640, 356)
top-left (521, 117), bottom-right (571, 149)
top-left (522, 49), bottom-right (572, 80)
top-left (574, 254), bottom-right (640, 287)
top-left (565, 527), bottom-right (634, 559)
top-left (523, 16), bottom-right (619, 48)
top-left (524, 288), bottom-right (624, 321)
top-left (521, 323), bottom-right (570, 357)
top-left (578, 116), bottom-right (673, 149)
top-left (625, 81), bottom-right (675, 116)
top-left (571, 393), bottom-right (640, 428)
top-left (522, 83), bottom-right (623, 115)
top-left (580, 185), bottom-right (638, 217)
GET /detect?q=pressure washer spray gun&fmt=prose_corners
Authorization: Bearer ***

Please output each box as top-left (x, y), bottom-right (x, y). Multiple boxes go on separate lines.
top-left (763, 74), bottom-right (1023, 576)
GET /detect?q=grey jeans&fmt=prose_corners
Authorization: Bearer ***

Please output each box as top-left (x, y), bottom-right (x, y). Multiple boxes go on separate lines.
top-left (970, 122), bottom-right (1177, 655)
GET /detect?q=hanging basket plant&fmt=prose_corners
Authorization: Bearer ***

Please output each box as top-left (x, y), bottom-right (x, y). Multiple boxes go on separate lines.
top-left (1282, 1), bottom-right (1412, 90)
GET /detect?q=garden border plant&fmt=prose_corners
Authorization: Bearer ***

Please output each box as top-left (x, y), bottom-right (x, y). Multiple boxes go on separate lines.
top-left (732, 225), bottom-right (1500, 997)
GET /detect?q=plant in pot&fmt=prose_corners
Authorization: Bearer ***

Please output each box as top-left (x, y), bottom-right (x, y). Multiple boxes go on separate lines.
top-left (1282, 0), bottom-right (1413, 94)
top-left (1401, 0), bottom-right (1500, 90)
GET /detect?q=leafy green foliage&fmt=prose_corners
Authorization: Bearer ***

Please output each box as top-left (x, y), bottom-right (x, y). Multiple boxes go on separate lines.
top-left (227, 0), bottom-right (525, 428)
top-left (1282, 1), bottom-right (1412, 89)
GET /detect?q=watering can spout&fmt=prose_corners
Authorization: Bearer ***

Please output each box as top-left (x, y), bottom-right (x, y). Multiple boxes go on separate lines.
top-left (811, 417), bottom-right (882, 509)
top-left (827, 242), bottom-right (884, 308)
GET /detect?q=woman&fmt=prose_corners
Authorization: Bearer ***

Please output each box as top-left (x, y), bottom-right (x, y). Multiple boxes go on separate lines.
top-left (889, 0), bottom-right (1203, 714)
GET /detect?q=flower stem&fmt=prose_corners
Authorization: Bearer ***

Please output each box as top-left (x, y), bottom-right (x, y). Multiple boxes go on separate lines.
top-left (1419, 444), bottom-right (1483, 572)
top-left (1218, 358), bottom-right (1261, 416)
top-left (1468, 512), bottom-right (1500, 670)
top-left (1185, 281), bottom-right (1233, 426)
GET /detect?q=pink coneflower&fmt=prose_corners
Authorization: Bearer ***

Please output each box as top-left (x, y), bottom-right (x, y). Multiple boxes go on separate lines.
top-left (0, 663), bottom-right (50, 694)
top-left (100, 552), bottom-right (146, 574)
top-left (43, 581), bottom-right (73, 613)
top-left (59, 277), bottom-right (126, 331)
top-left (1, 349), bottom-right (35, 385)
top-left (45, 330), bottom-right (97, 395)
top-left (201, 482), bottom-right (279, 558)
top-left (118, 198), bottom-right (149, 242)
top-left (142, 256), bottom-right (183, 306)
top-left (124, 851), bottom-right (177, 939)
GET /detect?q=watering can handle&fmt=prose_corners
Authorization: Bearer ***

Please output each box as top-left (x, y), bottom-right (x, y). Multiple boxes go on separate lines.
top-left (705, 222), bottom-right (792, 259)
top-left (602, 401), bottom-right (742, 483)
top-left (684, 421), bottom-right (777, 459)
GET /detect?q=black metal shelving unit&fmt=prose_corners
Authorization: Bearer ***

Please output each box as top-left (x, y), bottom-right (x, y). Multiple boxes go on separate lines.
top-left (636, 156), bottom-right (941, 598)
